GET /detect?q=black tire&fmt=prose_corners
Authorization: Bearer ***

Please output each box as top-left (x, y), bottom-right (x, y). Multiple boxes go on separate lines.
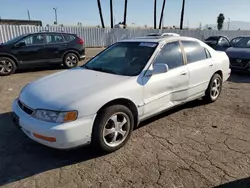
top-left (204, 74), bottom-right (222, 103)
top-left (0, 57), bottom-right (17, 76)
top-left (92, 105), bottom-right (134, 153)
top-left (63, 53), bottom-right (79, 68)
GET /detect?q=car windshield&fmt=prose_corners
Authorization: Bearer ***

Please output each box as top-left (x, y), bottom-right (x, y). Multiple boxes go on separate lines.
top-left (3, 34), bottom-right (28, 45)
top-left (83, 42), bottom-right (158, 76)
top-left (233, 37), bottom-right (250, 48)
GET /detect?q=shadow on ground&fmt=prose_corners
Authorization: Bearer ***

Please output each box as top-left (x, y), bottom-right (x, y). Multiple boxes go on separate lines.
top-left (0, 112), bottom-right (105, 186)
top-left (228, 71), bottom-right (250, 83)
top-left (15, 64), bottom-right (66, 74)
top-left (0, 98), bottom-right (209, 186)
top-left (214, 177), bottom-right (250, 188)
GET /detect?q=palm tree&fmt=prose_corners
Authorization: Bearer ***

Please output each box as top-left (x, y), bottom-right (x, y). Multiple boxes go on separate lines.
top-left (97, 0), bottom-right (105, 28)
top-left (123, 0), bottom-right (128, 28)
top-left (180, 0), bottom-right (185, 29)
top-left (110, 0), bottom-right (114, 28)
top-left (154, 0), bottom-right (157, 29)
top-left (159, 0), bottom-right (166, 29)
top-left (217, 13), bottom-right (225, 30)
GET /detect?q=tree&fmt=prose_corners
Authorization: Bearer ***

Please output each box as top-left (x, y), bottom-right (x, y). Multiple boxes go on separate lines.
top-left (154, 0), bottom-right (157, 29)
top-left (97, 0), bottom-right (105, 28)
top-left (159, 0), bottom-right (166, 29)
top-left (217, 13), bottom-right (225, 30)
top-left (180, 0), bottom-right (185, 29)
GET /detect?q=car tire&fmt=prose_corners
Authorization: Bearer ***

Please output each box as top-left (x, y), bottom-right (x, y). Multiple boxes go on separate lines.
top-left (92, 105), bottom-right (134, 153)
top-left (204, 73), bottom-right (222, 103)
top-left (0, 57), bottom-right (17, 76)
top-left (63, 53), bottom-right (79, 68)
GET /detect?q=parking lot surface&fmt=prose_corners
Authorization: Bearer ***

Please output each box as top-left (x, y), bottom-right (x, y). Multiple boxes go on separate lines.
top-left (1, 48), bottom-right (250, 188)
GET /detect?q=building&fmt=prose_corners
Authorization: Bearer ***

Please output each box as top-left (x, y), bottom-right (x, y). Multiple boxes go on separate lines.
top-left (0, 19), bottom-right (42, 26)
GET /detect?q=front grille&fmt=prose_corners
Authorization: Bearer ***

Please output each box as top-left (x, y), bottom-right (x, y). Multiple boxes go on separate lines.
top-left (18, 100), bottom-right (34, 115)
top-left (230, 58), bottom-right (249, 68)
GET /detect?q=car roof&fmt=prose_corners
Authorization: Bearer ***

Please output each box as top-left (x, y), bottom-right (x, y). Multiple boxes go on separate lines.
top-left (121, 36), bottom-right (198, 43)
top-left (34, 31), bottom-right (77, 35)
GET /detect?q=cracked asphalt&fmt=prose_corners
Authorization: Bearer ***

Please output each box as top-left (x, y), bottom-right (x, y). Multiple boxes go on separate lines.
top-left (1, 48), bottom-right (250, 188)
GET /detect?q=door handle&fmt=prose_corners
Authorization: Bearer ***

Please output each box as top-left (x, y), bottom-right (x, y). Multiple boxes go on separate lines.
top-left (180, 72), bottom-right (187, 75)
top-left (209, 64), bottom-right (214, 67)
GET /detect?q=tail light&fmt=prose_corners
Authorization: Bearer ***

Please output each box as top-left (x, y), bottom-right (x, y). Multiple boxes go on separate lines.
top-left (78, 38), bottom-right (84, 45)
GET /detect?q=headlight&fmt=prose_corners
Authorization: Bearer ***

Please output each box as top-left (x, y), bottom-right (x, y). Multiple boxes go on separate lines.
top-left (32, 109), bottom-right (78, 123)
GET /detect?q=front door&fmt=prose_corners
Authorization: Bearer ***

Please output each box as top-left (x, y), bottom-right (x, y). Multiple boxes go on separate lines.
top-left (181, 40), bottom-right (215, 99)
top-left (14, 34), bottom-right (46, 64)
top-left (142, 41), bottom-right (189, 118)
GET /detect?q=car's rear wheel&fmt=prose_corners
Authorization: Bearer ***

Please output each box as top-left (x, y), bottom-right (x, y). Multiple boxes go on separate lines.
top-left (0, 57), bottom-right (16, 76)
top-left (204, 74), bottom-right (222, 102)
top-left (92, 105), bottom-right (134, 153)
top-left (63, 53), bottom-right (79, 68)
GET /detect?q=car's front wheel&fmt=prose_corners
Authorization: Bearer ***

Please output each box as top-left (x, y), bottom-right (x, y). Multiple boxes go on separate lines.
top-left (0, 57), bottom-right (17, 76)
top-left (63, 53), bottom-right (79, 68)
top-left (92, 105), bottom-right (134, 153)
top-left (204, 73), bottom-right (222, 102)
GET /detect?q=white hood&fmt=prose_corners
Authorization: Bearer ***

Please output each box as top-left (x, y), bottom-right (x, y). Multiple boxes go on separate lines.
top-left (19, 67), bottom-right (130, 110)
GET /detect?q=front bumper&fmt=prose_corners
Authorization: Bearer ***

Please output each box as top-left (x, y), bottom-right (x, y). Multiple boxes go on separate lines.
top-left (12, 99), bottom-right (95, 149)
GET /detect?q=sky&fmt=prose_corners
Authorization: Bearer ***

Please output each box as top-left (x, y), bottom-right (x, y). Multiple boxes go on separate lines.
top-left (0, 0), bottom-right (250, 28)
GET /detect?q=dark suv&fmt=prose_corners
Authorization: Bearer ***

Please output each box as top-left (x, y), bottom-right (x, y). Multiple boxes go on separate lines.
top-left (0, 31), bottom-right (85, 76)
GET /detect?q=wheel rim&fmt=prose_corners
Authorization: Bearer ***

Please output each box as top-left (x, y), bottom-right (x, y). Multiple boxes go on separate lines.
top-left (0, 60), bottom-right (13, 73)
top-left (66, 55), bottom-right (77, 67)
top-left (102, 112), bottom-right (130, 148)
top-left (210, 77), bottom-right (221, 100)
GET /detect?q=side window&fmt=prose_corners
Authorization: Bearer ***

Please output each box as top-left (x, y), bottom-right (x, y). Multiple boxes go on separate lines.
top-left (64, 34), bottom-right (76, 42)
top-left (205, 48), bottom-right (211, 58)
top-left (154, 41), bottom-right (183, 69)
top-left (46, 34), bottom-right (64, 44)
top-left (218, 37), bottom-right (230, 46)
top-left (181, 40), bottom-right (207, 63)
top-left (19, 34), bottom-right (44, 45)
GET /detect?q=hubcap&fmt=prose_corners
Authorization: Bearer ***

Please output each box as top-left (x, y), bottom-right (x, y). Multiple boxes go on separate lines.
top-left (0, 60), bottom-right (13, 73)
top-left (103, 112), bottom-right (130, 147)
top-left (210, 78), bottom-right (221, 100)
top-left (66, 55), bottom-right (77, 67)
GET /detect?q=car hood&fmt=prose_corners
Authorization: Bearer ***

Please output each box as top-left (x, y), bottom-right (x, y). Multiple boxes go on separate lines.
top-left (19, 67), bottom-right (131, 110)
top-left (226, 47), bottom-right (250, 59)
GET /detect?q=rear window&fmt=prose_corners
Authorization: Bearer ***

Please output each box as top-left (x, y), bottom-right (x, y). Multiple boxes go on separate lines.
top-left (205, 37), bottom-right (219, 41)
top-left (64, 34), bottom-right (76, 42)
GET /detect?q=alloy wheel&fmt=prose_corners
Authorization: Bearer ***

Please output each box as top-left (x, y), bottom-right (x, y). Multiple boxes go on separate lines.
top-left (102, 112), bottom-right (130, 148)
top-left (0, 60), bottom-right (13, 74)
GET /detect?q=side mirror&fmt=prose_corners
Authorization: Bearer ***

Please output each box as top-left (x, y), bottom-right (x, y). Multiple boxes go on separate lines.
top-left (153, 63), bottom-right (169, 74)
top-left (15, 41), bottom-right (26, 48)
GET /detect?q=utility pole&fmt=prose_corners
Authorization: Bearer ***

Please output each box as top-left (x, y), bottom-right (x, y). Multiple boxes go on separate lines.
top-left (97, 0), bottom-right (105, 28)
top-left (110, 0), bottom-right (114, 28)
top-left (154, 0), bottom-right (157, 29)
top-left (158, 0), bottom-right (166, 29)
top-left (27, 10), bottom-right (31, 20)
top-left (228, 18), bottom-right (230, 30)
top-left (123, 0), bottom-right (128, 29)
top-left (180, 0), bottom-right (185, 29)
top-left (53, 8), bottom-right (58, 25)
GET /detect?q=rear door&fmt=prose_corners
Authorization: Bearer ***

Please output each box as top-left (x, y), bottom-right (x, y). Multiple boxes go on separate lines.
top-left (180, 40), bottom-right (215, 99)
top-left (14, 34), bottom-right (46, 64)
top-left (44, 33), bottom-right (68, 62)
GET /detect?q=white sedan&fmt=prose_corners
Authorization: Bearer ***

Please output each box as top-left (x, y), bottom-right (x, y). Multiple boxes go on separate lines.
top-left (12, 36), bottom-right (231, 152)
